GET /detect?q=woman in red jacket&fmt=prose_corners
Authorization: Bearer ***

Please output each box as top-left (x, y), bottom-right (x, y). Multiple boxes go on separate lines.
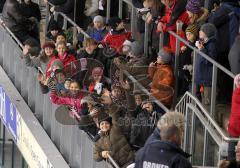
top-left (157, 0), bottom-right (189, 53)
top-left (228, 74), bottom-right (240, 160)
top-left (46, 41), bottom-right (76, 77)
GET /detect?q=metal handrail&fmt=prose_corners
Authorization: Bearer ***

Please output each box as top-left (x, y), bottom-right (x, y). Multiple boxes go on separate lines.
top-left (46, 1), bottom-right (90, 38)
top-left (168, 31), bottom-right (235, 79)
top-left (0, 20), bottom-right (23, 49)
top-left (176, 91), bottom-right (240, 142)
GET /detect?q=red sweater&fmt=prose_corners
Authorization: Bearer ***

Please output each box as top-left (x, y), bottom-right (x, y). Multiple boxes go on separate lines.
top-left (228, 87), bottom-right (240, 137)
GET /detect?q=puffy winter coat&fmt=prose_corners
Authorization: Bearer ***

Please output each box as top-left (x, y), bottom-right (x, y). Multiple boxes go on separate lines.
top-left (148, 64), bottom-right (175, 106)
top-left (228, 87), bottom-right (240, 137)
top-left (19, 1), bottom-right (41, 21)
top-left (94, 104), bottom-right (134, 167)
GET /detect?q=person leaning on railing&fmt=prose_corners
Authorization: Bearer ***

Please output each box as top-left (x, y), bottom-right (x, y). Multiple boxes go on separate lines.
top-left (227, 74), bottom-right (240, 161)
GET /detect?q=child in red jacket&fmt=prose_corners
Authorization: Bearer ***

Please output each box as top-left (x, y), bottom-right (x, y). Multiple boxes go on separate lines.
top-left (228, 74), bottom-right (240, 160)
top-left (102, 17), bottom-right (131, 54)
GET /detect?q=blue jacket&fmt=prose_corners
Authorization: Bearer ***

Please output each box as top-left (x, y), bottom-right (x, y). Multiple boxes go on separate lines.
top-left (208, 2), bottom-right (240, 53)
top-left (195, 37), bottom-right (217, 86)
top-left (135, 140), bottom-right (192, 168)
top-left (144, 127), bottom-right (160, 146)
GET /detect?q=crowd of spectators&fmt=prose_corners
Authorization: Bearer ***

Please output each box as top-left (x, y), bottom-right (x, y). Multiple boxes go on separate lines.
top-left (1, 0), bottom-right (240, 167)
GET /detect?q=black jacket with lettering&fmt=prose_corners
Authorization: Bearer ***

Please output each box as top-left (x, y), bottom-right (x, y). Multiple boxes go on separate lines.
top-left (135, 140), bottom-right (192, 168)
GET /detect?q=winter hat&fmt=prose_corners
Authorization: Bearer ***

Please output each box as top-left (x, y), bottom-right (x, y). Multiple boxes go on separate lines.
top-left (48, 20), bottom-right (59, 31)
top-left (200, 23), bottom-right (217, 38)
top-left (23, 38), bottom-right (39, 48)
top-left (98, 112), bottom-right (112, 125)
top-left (92, 67), bottom-right (103, 76)
top-left (93, 15), bottom-right (104, 24)
top-left (185, 24), bottom-right (199, 38)
top-left (107, 17), bottom-right (122, 30)
top-left (130, 41), bottom-right (143, 57)
top-left (80, 95), bottom-right (97, 105)
top-left (157, 48), bottom-right (172, 64)
top-left (186, 0), bottom-right (202, 14)
top-left (42, 41), bottom-right (55, 49)
top-left (51, 59), bottom-right (64, 70)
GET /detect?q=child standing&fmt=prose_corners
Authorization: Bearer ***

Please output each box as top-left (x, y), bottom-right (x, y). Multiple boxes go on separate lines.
top-left (195, 23), bottom-right (217, 105)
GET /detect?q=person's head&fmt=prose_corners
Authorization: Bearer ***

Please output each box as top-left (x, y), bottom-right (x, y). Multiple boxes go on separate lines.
top-left (42, 41), bottom-right (55, 57)
top-left (81, 95), bottom-right (97, 111)
top-left (83, 38), bottom-right (98, 54)
top-left (199, 23), bottom-right (217, 42)
top-left (111, 85), bottom-right (122, 98)
top-left (157, 47), bottom-right (172, 64)
top-left (64, 78), bottom-right (72, 90)
top-left (48, 21), bottom-right (60, 37)
top-left (186, 0), bottom-right (202, 24)
top-left (157, 111), bottom-right (185, 146)
top-left (93, 15), bottom-right (104, 30)
top-left (108, 17), bottom-right (124, 31)
top-left (69, 80), bottom-right (80, 96)
top-left (54, 69), bottom-right (66, 84)
top-left (143, 0), bottom-right (154, 8)
top-left (141, 101), bottom-right (154, 113)
top-left (99, 116), bottom-right (112, 132)
top-left (134, 93), bottom-right (143, 106)
top-left (56, 41), bottom-right (67, 56)
top-left (185, 24), bottom-right (199, 42)
top-left (56, 32), bottom-right (66, 44)
top-left (23, 38), bottom-right (39, 49)
top-left (128, 41), bottom-right (143, 58)
top-left (50, 59), bottom-right (64, 72)
top-left (91, 67), bottom-right (103, 82)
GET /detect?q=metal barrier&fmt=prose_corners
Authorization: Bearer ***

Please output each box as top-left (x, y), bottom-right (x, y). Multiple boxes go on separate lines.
top-left (175, 92), bottom-right (240, 166)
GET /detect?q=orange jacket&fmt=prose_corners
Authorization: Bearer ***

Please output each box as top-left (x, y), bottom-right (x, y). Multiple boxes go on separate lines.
top-left (148, 64), bottom-right (175, 106)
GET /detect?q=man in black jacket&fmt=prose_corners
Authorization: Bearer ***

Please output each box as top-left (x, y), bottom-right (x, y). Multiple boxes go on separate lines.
top-left (135, 111), bottom-right (192, 168)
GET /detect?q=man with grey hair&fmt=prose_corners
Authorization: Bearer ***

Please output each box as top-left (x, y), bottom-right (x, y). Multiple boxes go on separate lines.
top-left (134, 111), bottom-right (192, 168)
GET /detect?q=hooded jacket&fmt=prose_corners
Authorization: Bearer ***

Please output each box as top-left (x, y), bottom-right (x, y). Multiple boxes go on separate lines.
top-left (135, 140), bottom-right (192, 168)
